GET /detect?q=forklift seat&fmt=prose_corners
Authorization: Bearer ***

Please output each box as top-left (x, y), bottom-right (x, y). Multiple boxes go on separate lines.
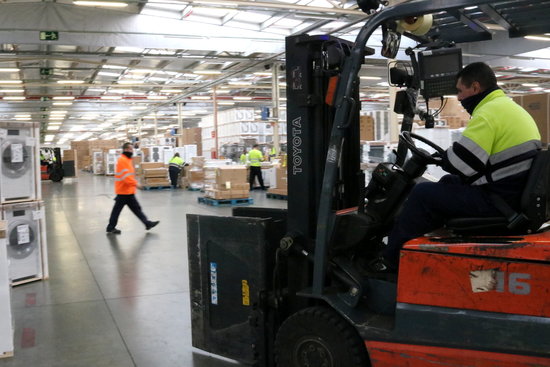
top-left (445, 149), bottom-right (550, 235)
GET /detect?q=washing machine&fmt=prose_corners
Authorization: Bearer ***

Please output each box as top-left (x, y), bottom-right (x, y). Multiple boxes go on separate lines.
top-left (3, 201), bottom-right (45, 283)
top-left (0, 123), bottom-right (39, 203)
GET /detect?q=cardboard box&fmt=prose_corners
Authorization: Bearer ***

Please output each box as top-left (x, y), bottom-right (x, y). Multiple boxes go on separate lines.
top-left (132, 156), bottom-right (143, 174)
top-left (514, 94), bottom-right (550, 144)
top-left (141, 162), bottom-right (165, 170)
top-left (143, 168), bottom-right (167, 178)
top-left (204, 189), bottom-right (232, 200)
top-left (276, 166), bottom-right (288, 189)
top-left (143, 177), bottom-right (170, 185)
top-left (216, 166), bottom-right (247, 186)
top-left (268, 188), bottom-right (288, 196)
top-left (360, 115), bottom-right (375, 141)
top-left (230, 189), bottom-right (249, 199)
top-left (189, 170), bottom-right (204, 182)
top-left (63, 150), bottom-right (76, 161)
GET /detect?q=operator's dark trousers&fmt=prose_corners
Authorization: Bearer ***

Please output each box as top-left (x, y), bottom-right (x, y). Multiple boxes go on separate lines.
top-left (107, 194), bottom-right (149, 231)
top-left (249, 166), bottom-right (265, 189)
top-left (383, 175), bottom-right (502, 266)
top-left (169, 166), bottom-right (181, 188)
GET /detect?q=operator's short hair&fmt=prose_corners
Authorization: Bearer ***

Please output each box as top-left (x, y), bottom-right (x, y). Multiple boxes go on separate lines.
top-left (253, 144), bottom-right (259, 148)
top-left (174, 152), bottom-right (180, 157)
top-left (456, 62), bottom-right (497, 91)
top-left (122, 142), bottom-right (133, 150)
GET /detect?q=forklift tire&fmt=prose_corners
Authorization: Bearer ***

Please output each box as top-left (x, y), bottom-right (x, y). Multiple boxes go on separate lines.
top-left (49, 169), bottom-right (63, 182)
top-left (274, 306), bottom-right (369, 367)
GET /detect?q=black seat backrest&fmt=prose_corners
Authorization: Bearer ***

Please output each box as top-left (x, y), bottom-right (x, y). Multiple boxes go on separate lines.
top-left (520, 149), bottom-right (550, 231)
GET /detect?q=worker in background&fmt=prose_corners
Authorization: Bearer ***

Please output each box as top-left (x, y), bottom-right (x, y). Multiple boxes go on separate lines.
top-left (240, 149), bottom-right (248, 165)
top-left (369, 62), bottom-right (541, 273)
top-left (248, 144), bottom-right (266, 190)
top-left (269, 145), bottom-right (277, 161)
top-left (168, 152), bottom-right (184, 188)
top-left (106, 142), bottom-right (159, 234)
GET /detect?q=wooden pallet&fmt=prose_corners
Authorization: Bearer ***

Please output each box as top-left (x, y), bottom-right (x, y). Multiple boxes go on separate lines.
top-left (187, 187), bottom-right (201, 191)
top-left (198, 197), bottom-right (254, 207)
top-left (141, 185), bottom-right (172, 190)
top-left (11, 276), bottom-right (44, 287)
top-left (266, 192), bottom-right (287, 200)
top-left (0, 351), bottom-right (14, 359)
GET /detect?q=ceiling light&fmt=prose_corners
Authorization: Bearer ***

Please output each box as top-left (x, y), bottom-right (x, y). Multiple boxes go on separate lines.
top-left (88, 88), bottom-right (106, 92)
top-left (98, 71), bottom-right (121, 77)
top-left (228, 81), bottom-right (253, 86)
top-left (53, 102), bottom-right (73, 106)
top-left (193, 70), bottom-right (222, 75)
top-left (360, 76), bottom-right (382, 80)
top-left (15, 114), bottom-right (31, 118)
top-left (0, 80), bottom-right (22, 84)
top-left (147, 95), bottom-right (168, 100)
top-left (233, 96), bottom-right (252, 101)
top-left (522, 83), bottom-right (539, 87)
top-left (101, 96), bottom-right (122, 100)
top-left (0, 89), bottom-right (24, 93)
top-left (278, 82), bottom-right (287, 87)
top-left (53, 96), bottom-right (75, 100)
top-left (15, 117), bottom-right (31, 121)
top-left (191, 96), bottom-right (211, 100)
top-left (524, 36), bottom-right (550, 41)
top-left (531, 87), bottom-right (544, 92)
top-left (253, 72), bottom-right (272, 77)
top-left (118, 80), bottom-right (144, 84)
top-left (0, 68), bottom-right (19, 72)
top-left (109, 89), bottom-right (132, 94)
top-left (218, 101), bottom-right (236, 105)
top-left (3, 96), bottom-right (25, 100)
top-left (57, 80), bottom-right (85, 84)
top-left (160, 89), bottom-right (181, 93)
top-left (45, 135), bottom-right (55, 141)
top-left (51, 110), bottom-right (68, 114)
top-left (73, 1), bottom-right (128, 7)
top-left (102, 65), bottom-right (126, 70)
top-left (47, 126), bottom-right (61, 131)
top-left (49, 117), bottom-right (65, 120)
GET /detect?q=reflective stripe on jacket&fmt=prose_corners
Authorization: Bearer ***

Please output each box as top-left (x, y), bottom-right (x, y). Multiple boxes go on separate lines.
top-left (443, 89), bottom-right (541, 188)
top-left (248, 149), bottom-right (263, 167)
top-left (114, 154), bottom-right (137, 195)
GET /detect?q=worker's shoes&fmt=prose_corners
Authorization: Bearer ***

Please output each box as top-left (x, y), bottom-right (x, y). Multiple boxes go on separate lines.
top-left (366, 256), bottom-right (397, 273)
top-left (106, 228), bottom-right (122, 234)
top-left (145, 221), bottom-right (160, 230)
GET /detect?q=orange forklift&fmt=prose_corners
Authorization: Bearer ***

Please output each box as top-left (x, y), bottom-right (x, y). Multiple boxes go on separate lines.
top-left (187, 1), bottom-right (550, 366)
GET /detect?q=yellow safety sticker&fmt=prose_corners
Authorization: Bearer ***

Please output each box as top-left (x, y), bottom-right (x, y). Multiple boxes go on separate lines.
top-left (241, 280), bottom-right (250, 306)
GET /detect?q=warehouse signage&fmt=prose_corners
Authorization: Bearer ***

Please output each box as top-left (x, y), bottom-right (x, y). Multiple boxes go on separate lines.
top-left (39, 31), bottom-right (59, 41)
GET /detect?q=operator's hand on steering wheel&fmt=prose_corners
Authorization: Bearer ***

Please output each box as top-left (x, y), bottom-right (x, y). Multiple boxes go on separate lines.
top-left (400, 131), bottom-right (445, 166)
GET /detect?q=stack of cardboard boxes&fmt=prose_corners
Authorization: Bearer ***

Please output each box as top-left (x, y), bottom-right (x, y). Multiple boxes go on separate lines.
top-left (70, 139), bottom-right (119, 171)
top-left (513, 93), bottom-right (550, 144)
top-left (139, 162), bottom-right (170, 188)
top-left (204, 166), bottom-right (249, 199)
top-left (267, 165), bottom-right (288, 196)
top-left (360, 115), bottom-right (375, 141)
top-left (178, 128), bottom-right (202, 156)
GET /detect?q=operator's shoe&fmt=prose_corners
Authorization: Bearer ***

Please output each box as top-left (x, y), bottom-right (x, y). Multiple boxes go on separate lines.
top-left (106, 228), bottom-right (122, 234)
top-left (145, 221), bottom-right (159, 230)
top-left (367, 256), bottom-right (397, 273)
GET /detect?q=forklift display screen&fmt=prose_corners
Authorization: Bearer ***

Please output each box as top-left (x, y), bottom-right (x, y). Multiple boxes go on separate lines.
top-left (418, 47), bottom-right (462, 99)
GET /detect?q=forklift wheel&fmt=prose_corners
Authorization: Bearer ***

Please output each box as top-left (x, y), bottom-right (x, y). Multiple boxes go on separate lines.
top-left (274, 306), bottom-right (369, 367)
top-left (49, 169), bottom-right (63, 182)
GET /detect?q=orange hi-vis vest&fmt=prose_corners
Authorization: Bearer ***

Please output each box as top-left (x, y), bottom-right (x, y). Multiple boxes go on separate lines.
top-left (114, 154), bottom-right (138, 195)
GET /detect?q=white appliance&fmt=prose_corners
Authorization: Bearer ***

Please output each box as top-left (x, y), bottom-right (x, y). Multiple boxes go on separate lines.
top-left (148, 146), bottom-right (172, 163)
top-left (104, 149), bottom-right (120, 175)
top-left (0, 220), bottom-right (13, 358)
top-left (0, 122), bottom-right (39, 203)
top-left (3, 201), bottom-right (46, 284)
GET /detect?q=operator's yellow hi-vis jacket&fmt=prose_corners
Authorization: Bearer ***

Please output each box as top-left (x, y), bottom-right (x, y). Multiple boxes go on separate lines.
top-left (442, 89), bottom-right (541, 202)
top-left (248, 149), bottom-right (263, 167)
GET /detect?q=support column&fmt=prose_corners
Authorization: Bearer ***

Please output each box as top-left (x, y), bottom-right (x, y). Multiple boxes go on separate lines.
top-left (213, 87), bottom-right (219, 158)
top-left (271, 63), bottom-right (280, 155)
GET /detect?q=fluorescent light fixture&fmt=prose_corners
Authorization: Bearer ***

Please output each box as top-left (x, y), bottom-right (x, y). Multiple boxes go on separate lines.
top-left (545, 89), bottom-right (550, 93)
top-left (360, 76), bottom-right (382, 80)
top-left (0, 89), bottom-right (24, 93)
top-left (191, 96), bottom-right (211, 100)
top-left (57, 80), bottom-right (85, 84)
top-left (147, 95), bottom-right (168, 100)
top-left (0, 68), bottom-right (19, 72)
top-left (497, 81), bottom-right (507, 86)
top-left (228, 81), bottom-right (253, 86)
top-left (53, 102), bottom-right (73, 106)
top-left (193, 70), bottom-right (222, 75)
top-left (73, 1), bottom-right (128, 7)
top-left (15, 114), bottom-right (31, 118)
top-left (531, 87), bottom-right (544, 92)
top-left (0, 80), bottom-right (22, 84)
top-left (15, 117), bottom-right (31, 121)
top-left (464, 6), bottom-right (478, 10)
top-left (109, 89), bottom-right (132, 94)
top-left (233, 96), bottom-right (252, 101)
top-left (522, 83), bottom-right (539, 87)
top-left (3, 96), bottom-right (25, 100)
top-left (253, 72), bottom-right (272, 77)
top-left (160, 89), bottom-right (181, 93)
top-left (102, 65), bottom-right (126, 70)
top-left (130, 106), bottom-right (147, 110)
top-left (47, 126), bottom-right (61, 131)
top-left (53, 96), bottom-right (75, 100)
top-left (49, 117), bottom-right (65, 120)
top-left (278, 82), bottom-right (287, 87)
top-left (377, 82), bottom-right (390, 87)
top-left (88, 88), bottom-right (106, 92)
top-left (51, 110), bottom-right (68, 114)
top-left (101, 95), bottom-right (122, 100)
top-left (117, 80), bottom-right (144, 84)
top-left (524, 36), bottom-right (550, 41)
top-left (218, 101), bottom-right (236, 105)
top-left (45, 135), bottom-right (55, 141)
top-left (98, 71), bottom-right (121, 77)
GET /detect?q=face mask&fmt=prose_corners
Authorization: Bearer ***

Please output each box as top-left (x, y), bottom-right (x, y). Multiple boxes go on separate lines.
top-left (123, 151), bottom-right (133, 158)
top-left (460, 86), bottom-right (499, 115)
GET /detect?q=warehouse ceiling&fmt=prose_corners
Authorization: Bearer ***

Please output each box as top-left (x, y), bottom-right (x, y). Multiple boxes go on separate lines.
top-left (0, 0), bottom-right (549, 145)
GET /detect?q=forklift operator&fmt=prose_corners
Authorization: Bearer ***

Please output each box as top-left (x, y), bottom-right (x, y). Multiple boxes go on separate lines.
top-left (370, 62), bottom-right (542, 273)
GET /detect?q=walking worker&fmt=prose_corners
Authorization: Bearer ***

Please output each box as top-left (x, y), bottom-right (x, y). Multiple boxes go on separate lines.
top-left (240, 149), bottom-right (248, 165)
top-left (248, 144), bottom-right (266, 190)
top-left (168, 152), bottom-right (184, 188)
top-left (106, 142), bottom-right (159, 234)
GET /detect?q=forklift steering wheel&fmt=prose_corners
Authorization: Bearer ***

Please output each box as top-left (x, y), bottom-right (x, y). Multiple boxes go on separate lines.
top-left (400, 131), bottom-right (445, 165)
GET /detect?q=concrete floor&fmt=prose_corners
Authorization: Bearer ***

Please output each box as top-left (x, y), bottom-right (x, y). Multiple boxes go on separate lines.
top-left (0, 173), bottom-right (286, 367)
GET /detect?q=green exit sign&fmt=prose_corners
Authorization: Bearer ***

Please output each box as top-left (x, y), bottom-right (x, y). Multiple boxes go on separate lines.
top-left (39, 31), bottom-right (59, 41)
top-left (40, 68), bottom-right (53, 76)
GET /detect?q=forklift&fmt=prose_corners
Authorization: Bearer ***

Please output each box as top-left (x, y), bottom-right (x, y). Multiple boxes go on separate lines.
top-left (40, 147), bottom-right (63, 182)
top-left (187, 1), bottom-right (550, 366)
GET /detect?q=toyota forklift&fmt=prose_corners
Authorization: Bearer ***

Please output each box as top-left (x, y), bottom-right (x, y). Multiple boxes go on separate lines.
top-left (187, 1), bottom-right (550, 366)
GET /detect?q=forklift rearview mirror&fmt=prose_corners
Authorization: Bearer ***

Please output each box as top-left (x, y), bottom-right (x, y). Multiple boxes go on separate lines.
top-left (381, 27), bottom-right (401, 59)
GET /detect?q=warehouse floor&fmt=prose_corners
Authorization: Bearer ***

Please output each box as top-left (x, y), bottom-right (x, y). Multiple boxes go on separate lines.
top-left (0, 173), bottom-right (286, 367)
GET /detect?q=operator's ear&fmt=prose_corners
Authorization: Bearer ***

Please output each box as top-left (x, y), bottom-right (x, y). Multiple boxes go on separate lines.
top-left (472, 81), bottom-right (482, 94)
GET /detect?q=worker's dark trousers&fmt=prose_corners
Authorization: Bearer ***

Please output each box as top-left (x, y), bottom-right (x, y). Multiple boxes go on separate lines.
top-left (107, 194), bottom-right (149, 230)
top-left (169, 166), bottom-right (180, 188)
top-left (383, 175), bottom-right (502, 266)
top-left (249, 166), bottom-right (265, 189)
